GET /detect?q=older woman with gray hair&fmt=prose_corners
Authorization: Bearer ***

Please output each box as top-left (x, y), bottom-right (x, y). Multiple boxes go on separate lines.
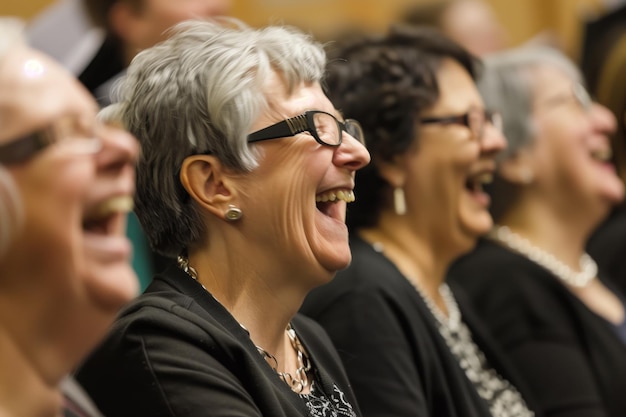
top-left (0, 17), bottom-right (138, 417)
top-left (75, 18), bottom-right (370, 417)
top-left (450, 45), bottom-right (626, 417)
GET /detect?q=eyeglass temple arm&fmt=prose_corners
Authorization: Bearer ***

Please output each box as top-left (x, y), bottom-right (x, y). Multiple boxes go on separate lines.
top-left (0, 133), bottom-right (49, 165)
top-left (247, 115), bottom-right (309, 143)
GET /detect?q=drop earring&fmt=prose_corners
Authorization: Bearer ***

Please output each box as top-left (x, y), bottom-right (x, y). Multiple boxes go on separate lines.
top-left (225, 205), bottom-right (243, 221)
top-left (393, 187), bottom-right (407, 216)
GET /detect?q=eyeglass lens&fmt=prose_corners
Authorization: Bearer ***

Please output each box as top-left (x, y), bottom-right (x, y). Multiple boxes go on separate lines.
top-left (312, 112), bottom-right (365, 145)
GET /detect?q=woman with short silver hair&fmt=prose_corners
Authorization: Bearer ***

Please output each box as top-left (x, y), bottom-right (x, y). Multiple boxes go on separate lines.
top-left (451, 46), bottom-right (626, 416)
top-left (76, 18), bottom-right (370, 417)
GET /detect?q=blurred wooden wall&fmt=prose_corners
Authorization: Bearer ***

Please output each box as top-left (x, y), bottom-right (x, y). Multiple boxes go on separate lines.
top-left (1, 0), bottom-right (608, 59)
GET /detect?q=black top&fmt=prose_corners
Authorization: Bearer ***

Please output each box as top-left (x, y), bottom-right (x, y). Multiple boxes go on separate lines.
top-left (61, 377), bottom-right (104, 417)
top-left (450, 239), bottom-right (626, 417)
top-left (75, 265), bottom-right (360, 417)
top-left (301, 235), bottom-right (538, 417)
top-left (588, 207), bottom-right (626, 296)
top-left (77, 35), bottom-right (124, 103)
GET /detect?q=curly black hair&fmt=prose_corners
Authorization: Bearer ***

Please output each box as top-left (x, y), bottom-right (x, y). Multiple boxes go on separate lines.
top-left (324, 24), bottom-right (479, 230)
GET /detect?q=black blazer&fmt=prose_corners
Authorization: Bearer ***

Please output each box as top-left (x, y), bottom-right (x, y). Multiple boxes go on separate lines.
top-left (301, 235), bottom-right (539, 417)
top-left (450, 239), bottom-right (626, 417)
top-left (75, 265), bottom-right (361, 417)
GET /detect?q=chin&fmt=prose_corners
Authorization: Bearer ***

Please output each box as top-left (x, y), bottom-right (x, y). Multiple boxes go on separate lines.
top-left (601, 182), bottom-right (626, 206)
top-left (83, 262), bottom-right (139, 313)
top-left (316, 246), bottom-right (352, 278)
top-left (464, 212), bottom-right (494, 236)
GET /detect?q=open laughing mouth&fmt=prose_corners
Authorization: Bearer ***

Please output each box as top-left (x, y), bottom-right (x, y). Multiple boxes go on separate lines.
top-left (83, 196), bottom-right (134, 236)
top-left (591, 148), bottom-right (612, 163)
top-left (465, 172), bottom-right (493, 195)
top-left (315, 189), bottom-right (355, 218)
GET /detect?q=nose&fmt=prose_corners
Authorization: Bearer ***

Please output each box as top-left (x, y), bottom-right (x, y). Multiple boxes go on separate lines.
top-left (94, 124), bottom-right (139, 179)
top-left (480, 121), bottom-right (507, 156)
top-left (335, 132), bottom-right (370, 171)
top-left (588, 102), bottom-right (617, 136)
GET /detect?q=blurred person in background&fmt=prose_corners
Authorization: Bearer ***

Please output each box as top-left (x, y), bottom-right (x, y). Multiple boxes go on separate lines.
top-left (450, 45), bottom-right (626, 417)
top-left (301, 25), bottom-right (537, 417)
top-left (79, 0), bottom-right (231, 105)
top-left (400, 0), bottom-right (508, 57)
top-left (0, 17), bottom-right (138, 417)
top-left (75, 18), bottom-right (370, 417)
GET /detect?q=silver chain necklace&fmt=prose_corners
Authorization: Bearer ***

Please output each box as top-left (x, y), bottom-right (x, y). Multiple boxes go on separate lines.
top-left (177, 255), bottom-right (311, 393)
top-left (488, 225), bottom-right (597, 288)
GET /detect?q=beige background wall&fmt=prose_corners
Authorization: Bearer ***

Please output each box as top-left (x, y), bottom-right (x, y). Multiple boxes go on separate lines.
top-left (1, 0), bottom-right (607, 59)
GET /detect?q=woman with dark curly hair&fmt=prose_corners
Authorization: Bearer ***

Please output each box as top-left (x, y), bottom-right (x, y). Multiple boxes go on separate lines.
top-left (301, 26), bottom-right (537, 417)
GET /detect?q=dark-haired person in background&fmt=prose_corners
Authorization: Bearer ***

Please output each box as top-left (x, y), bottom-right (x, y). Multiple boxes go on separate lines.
top-left (301, 26), bottom-right (537, 417)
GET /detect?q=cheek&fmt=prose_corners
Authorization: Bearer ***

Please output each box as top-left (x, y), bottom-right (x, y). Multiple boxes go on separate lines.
top-left (14, 160), bottom-right (94, 277)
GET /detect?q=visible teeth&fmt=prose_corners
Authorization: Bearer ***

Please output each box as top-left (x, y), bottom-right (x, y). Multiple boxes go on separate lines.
top-left (592, 149), bottom-right (612, 162)
top-left (88, 196), bottom-right (134, 220)
top-left (477, 172), bottom-right (493, 184)
top-left (316, 190), bottom-right (355, 203)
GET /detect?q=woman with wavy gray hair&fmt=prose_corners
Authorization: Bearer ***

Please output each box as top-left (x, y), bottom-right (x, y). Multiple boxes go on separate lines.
top-left (450, 46), bottom-right (626, 416)
top-left (75, 18), bottom-right (370, 417)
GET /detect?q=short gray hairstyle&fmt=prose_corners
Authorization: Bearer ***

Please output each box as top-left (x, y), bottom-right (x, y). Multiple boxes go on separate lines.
top-left (478, 45), bottom-right (582, 161)
top-left (114, 18), bottom-right (326, 257)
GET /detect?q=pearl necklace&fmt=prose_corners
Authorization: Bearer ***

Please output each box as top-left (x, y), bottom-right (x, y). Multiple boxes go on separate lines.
top-left (177, 256), bottom-right (311, 393)
top-left (488, 225), bottom-right (597, 288)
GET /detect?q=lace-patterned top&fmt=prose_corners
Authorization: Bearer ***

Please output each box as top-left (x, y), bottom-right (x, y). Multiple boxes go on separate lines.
top-left (300, 382), bottom-right (356, 417)
top-left (409, 282), bottom-right (533, 417)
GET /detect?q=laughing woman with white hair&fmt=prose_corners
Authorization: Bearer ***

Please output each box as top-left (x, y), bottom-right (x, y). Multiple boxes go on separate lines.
top-left (450, 46), bottom-right (626, 417)
top-left (0, 17), bottom-right (139, 417)
top-left (75, 18), bottom-right (370, 417)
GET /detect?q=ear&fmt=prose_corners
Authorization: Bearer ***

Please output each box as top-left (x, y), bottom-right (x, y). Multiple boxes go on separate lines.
top-left (376, 154), bottom-right (408, 188)
top-left (179, 155), bottom-right (237, 220)
top-left (499, 148), bottom-right (535, 185)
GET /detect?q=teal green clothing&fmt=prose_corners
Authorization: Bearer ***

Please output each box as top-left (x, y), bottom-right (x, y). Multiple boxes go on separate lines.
top-left (126, 213), bottom-right (153, 292)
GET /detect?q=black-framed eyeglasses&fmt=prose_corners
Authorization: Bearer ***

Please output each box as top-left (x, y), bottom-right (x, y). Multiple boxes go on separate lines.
top-left (247, 110), bottom-right (365, 147)
top-left (419, 109), bottom-right (502, 141)
top-left (0, 127), bottom-right (58, 165)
